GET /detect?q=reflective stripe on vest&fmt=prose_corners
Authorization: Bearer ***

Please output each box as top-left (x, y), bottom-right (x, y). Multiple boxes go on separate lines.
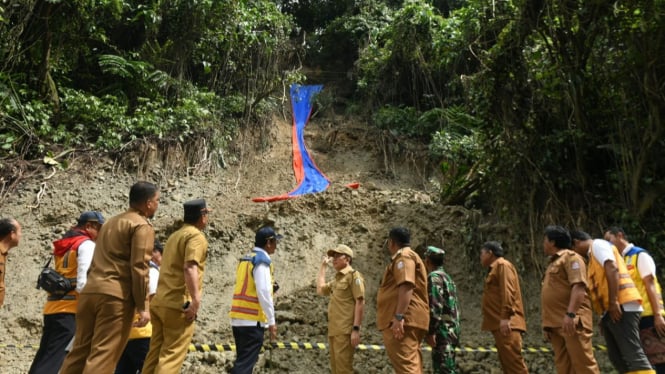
top-left (229, 253), bottom-right (273, 322)
top-left (588, 244), bottom-right (642, 315)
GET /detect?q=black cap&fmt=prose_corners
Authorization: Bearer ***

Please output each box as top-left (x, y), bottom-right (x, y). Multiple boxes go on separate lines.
top-left (183, 199), bottom-right (211, 222)
top-left (255, 226), bottom-right (283, 247)
top-left (77, 211), bottom-right (105, 226)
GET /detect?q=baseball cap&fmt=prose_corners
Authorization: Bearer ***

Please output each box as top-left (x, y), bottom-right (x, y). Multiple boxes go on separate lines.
top-left (327, 244), bottom-right (354, 258)
top-left (255, 226), bottom-right (283, 247)
top-left (78, 211), bottom-right (105, 226)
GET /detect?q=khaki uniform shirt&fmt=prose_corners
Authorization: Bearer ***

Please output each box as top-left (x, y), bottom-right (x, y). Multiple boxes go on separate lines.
top-left (377, 247), bottom-right (430, 331)
top-left (321, 265), bottom-right (365, 336)
top-left (481, 257), bottom-right (527, 332)
top-left (152, 224), bottom-right (208, 310)
top-left (82, 208), bottom-right (154, 311)
top-left (542, 249), bottom-right (593, 329)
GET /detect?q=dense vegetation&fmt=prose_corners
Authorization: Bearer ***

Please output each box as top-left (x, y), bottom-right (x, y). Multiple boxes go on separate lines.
top-left (1, 0), bottom-right (664, 264)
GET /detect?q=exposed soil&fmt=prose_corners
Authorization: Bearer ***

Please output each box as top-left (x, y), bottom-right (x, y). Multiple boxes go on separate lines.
top-left (0, 115), bottom-right (615, 373)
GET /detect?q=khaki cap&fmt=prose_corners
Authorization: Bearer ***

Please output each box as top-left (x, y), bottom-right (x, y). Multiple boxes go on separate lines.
top-left (327, 244), bottom-right (353, 258)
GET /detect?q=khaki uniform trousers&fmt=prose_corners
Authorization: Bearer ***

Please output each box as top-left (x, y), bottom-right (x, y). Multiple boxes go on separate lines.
top-left (142, 305), bottom-right (195, 374)
top-left (60, 294), bottom-right (134, 374)
top-left (382, 326), bottom-right (427, 374)
top-left (329, 334), bottom-right (354, 374)
top-left (548, 327), bottom-right (600, 374)
top-left (491, 330), bottom-right (529, 374)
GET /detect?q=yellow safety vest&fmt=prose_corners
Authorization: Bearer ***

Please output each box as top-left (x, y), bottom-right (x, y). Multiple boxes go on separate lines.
top-left (127, 262), bottom-right (159, 340)
top-left (229, 252), bottom-right (273, 322)
top-left (588, 243), bottom-right (641, 315)
top-left (624, 248), bottom-right (665, 317)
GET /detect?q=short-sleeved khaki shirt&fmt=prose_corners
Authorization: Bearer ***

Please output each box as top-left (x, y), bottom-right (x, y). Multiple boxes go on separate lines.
top-left (321, 265), bottom-right (365, 336)
top-left (152, 224), bottom-right (208, 310)
top-left (376, 247), bottom-right (429, 331)
top-left (541, 249), bottom-right (593, 330)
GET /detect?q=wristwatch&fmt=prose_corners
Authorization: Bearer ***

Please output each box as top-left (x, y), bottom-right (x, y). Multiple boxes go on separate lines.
top-left (394, 313), bottom-right (405, 321)
top-left (352, 325), bottom-right (360, 331)
top-left (566, 312), bottom-right (576, 318)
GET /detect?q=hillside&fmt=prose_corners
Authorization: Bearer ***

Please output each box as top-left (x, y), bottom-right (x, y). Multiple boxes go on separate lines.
top-left (0, 115), bottom-right (614, 373)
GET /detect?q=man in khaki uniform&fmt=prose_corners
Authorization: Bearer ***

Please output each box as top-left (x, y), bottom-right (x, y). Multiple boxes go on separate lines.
top-left (541, 225), bottom-right (599, 373)
top-left (480, 241), bottom-right (528, 374)
top-left (316, 244), bottom-right (365, 374)
top-left (0, 217), bottom-right (22, 307)
top-left (377, 227), bottom-right (429, 373)
top-left (142, 199), bottom-right (210, 373)
top-left (60, 181), bottom-right (159, 374)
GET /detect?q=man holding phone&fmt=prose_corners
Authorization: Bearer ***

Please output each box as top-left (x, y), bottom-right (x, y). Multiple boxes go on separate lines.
top-left (142, 199), bottom-right (211, 373)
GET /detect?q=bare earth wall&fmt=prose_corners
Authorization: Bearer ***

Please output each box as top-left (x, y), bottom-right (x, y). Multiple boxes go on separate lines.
top-left (0, 118), bottom-right (616, 373)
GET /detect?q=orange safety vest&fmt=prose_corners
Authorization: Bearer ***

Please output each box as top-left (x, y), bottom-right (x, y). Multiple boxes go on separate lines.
top-left (43, 232), bottom-right (91, 315)
top-left (229, 251), bottom-right (273, 323)
top-left (587, 243), bottom-right (641, 315)
top-left (624, 247), bottom-right (665, 317)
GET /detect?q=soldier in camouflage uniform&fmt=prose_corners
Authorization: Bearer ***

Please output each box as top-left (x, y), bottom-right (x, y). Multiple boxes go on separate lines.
top-left (424, 246), bottom-right (460, 374)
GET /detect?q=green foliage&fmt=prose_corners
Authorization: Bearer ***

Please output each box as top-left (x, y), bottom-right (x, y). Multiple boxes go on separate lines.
top-left (356, 0), bottom-right (472, 110)
top-left (57, 87), bottom-right (235, 151)
top-left (0, 0), bottom-right (295, 161)
top-left (1, 0), bottom-right (665, 265)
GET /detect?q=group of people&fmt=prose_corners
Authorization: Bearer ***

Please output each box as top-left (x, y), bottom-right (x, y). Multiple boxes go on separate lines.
top-left (315, 224), bottom-right (665, 374)
top-left (315, 227), bottom-right (460, 374)
top-left (480, 225), bottom-right (665, 374)
top-left (2, 181), bottom-right (214, 374)
top-left (3, 188), bottom-right (665, 374)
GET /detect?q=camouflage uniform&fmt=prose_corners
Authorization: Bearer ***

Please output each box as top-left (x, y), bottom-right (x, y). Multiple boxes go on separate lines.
top-left (428, 266), bottom-right (460, 374)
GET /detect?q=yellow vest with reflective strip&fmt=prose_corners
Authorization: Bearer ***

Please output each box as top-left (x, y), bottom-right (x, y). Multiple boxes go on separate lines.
top-left (624, 250), bottom-right (665, 317)
top-left (229, 253), bottom-right (273, 322)
top-left (588, 244), bottom-right (641, 315)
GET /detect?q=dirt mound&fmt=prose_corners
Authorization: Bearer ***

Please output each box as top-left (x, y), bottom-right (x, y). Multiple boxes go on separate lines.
top-left (0, 116), bottom-right (613, 373)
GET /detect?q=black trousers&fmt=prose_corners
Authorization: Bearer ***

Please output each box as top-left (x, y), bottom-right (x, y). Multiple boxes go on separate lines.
top-left (115, 337), bottom-right (150, 374)
top-left (29, 313), bottom-right (76, 374)
top-left (231, 325), bottom-right (265, 374)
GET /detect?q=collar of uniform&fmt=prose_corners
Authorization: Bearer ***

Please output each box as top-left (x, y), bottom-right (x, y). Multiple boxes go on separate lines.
top-left (550, 249), bottom-right (567, 261)
top-left (128, 207), bottom-right (152, 223)
top-left (621, 243), bottom-right (635, 256)
top-left (391, 247), bottom-right (409, 261)
top-left (338, 265), bottom-right (354, 275)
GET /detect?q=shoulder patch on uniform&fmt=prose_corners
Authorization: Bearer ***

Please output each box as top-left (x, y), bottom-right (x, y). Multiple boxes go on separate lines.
top-left (355, 278), bottom-right (362, 286)
top-left (571, 261), bottom-right (580, 270)
top-left (397, 261), bottom-right (404, 270)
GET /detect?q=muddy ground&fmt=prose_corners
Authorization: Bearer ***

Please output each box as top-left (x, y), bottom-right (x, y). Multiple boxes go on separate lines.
top-left (0, 115), bottom-right (616, 373)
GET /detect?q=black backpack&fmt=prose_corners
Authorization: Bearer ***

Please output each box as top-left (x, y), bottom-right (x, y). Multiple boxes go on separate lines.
top-left (36, 256), bottom-right (74, 297)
